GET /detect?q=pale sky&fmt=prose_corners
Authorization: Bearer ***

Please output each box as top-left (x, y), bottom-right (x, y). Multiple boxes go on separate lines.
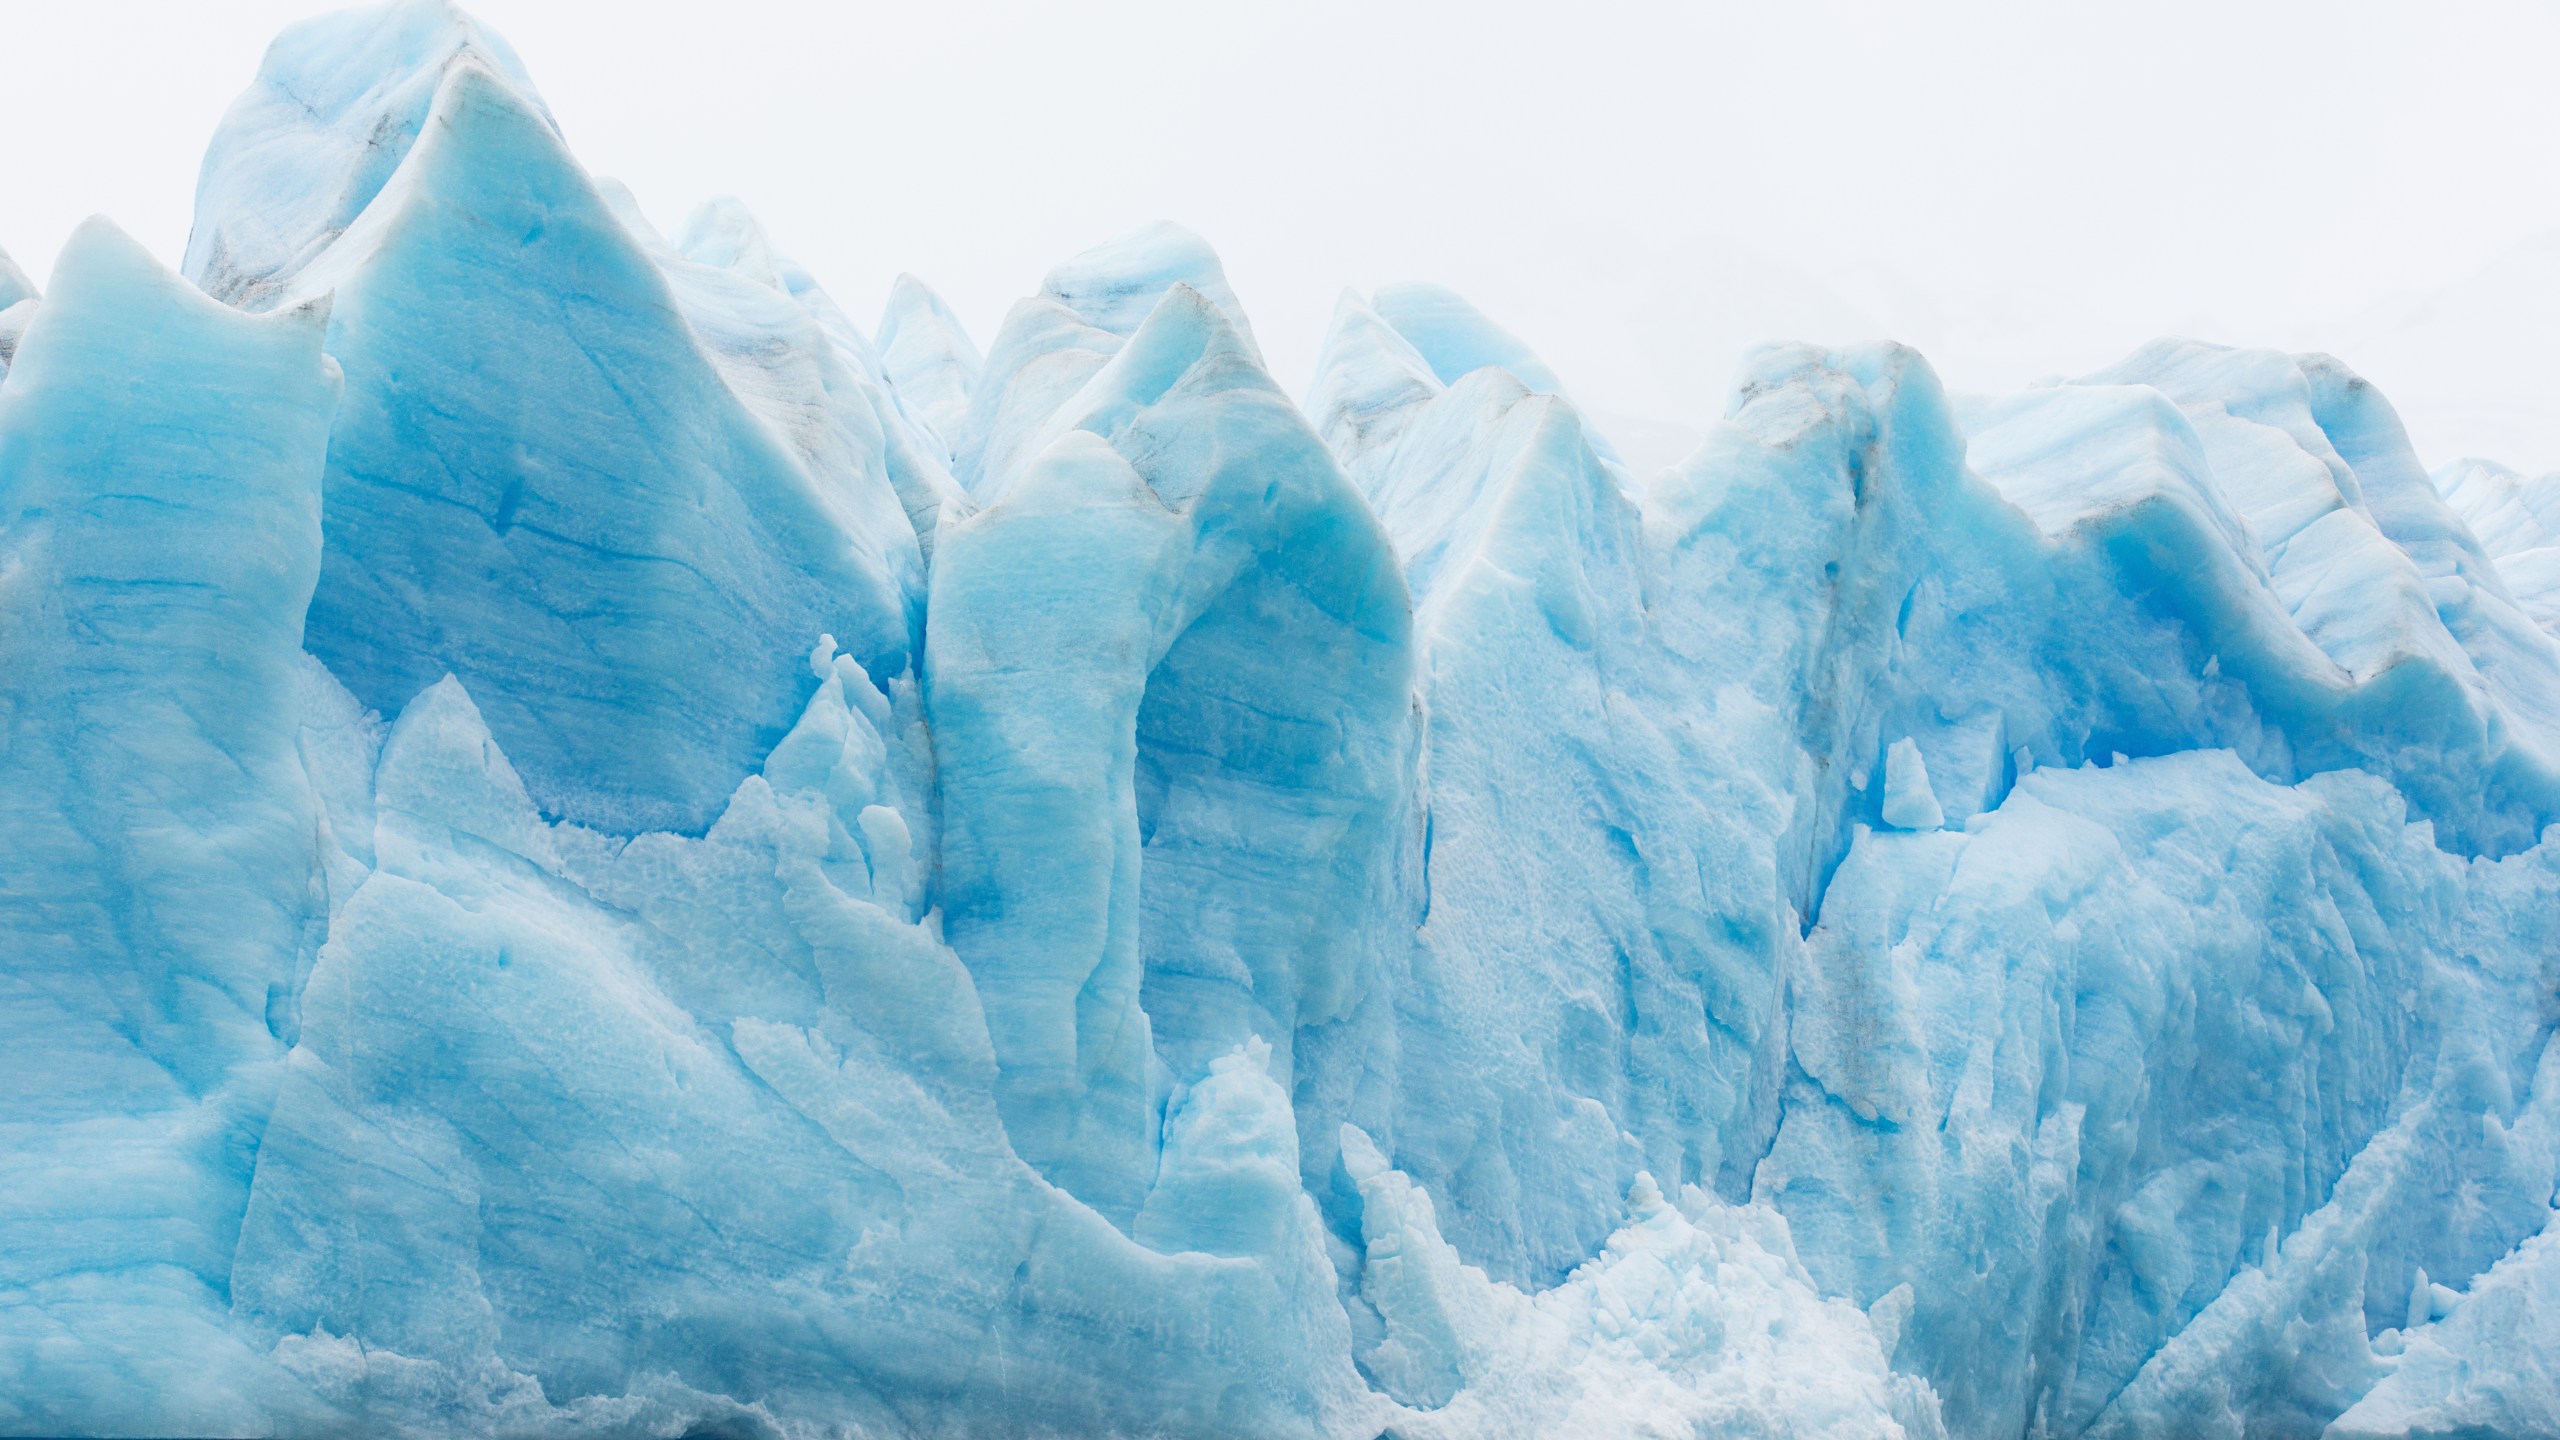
top-left (14, 0), bottom-right (2560, 471)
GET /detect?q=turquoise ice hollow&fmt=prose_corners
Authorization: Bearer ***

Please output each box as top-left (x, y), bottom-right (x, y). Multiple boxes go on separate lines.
top-left (4, 3), bottom-right (2560, 1437)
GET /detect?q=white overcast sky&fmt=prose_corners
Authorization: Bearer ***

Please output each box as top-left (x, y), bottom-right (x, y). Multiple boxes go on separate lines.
top-left (13, 0), bottom-right (2560, 470)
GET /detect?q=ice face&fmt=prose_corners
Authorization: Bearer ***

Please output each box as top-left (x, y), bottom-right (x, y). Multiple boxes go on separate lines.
top-left (183, 29), bottom-right (921, 835)
top-left (0, 245), bottom-right (33, 308)
top-left (0, 245), bottom-right (37, 379)
top-left (875, 272), bottom-right (984, 463)
top-left (925, 280), bottom-right (1413, 1225)
top-left (2435, 455), bottom-right (2560, 635)
top-left (184, 0), bottom-right (550, 311)
top-left (0, 218), bottom-right (345, 1437)
top-left (6, 4), bottom-right (2560, 1437)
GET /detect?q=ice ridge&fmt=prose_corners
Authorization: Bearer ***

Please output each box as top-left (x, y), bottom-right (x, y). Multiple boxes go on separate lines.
top-left (4, 5), bottom-right (2559, 1438)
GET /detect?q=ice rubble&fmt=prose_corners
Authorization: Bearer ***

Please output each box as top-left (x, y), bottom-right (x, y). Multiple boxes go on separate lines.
top-left (3, 4), bottom-right (2558, 1438)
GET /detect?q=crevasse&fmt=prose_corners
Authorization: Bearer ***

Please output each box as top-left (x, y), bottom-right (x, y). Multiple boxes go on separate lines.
top-left (3, 5), bottom-right (2557, 1438)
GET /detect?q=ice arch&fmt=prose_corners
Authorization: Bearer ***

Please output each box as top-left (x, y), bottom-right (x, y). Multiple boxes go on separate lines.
top-left (926, 287), bottom-right (1414, 1228)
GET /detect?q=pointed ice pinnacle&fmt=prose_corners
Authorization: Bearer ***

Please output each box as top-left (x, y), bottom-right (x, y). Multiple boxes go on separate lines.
top-left (12, 6), bottom-right (2560, 1439)
top-left (0, 217), bottom-right (341, 1436)
top-left (929, 281), bottom-right (1411, 1226)
top-left (1370, 280), bottom-right (1626, 471)
top-left (1041, 220), bottom-right (1261, 362)
top-left (0, 244), bottom-right (38, 378)
top-left (876, 273), bottom-right (983, 457)
top-left (2434, 455), bottom-right (2560, 634)
top-left (0, 244), bottom-right (34, 310)
top-left (1306, 288), bottom-right (1444, 472)
top-left (184, 0), bottom-right (552, 309)
top-left (954, 222), bottom-right (1263, 499)
top-left (188, 29), bottom-right (917, 833)
top-left (1372, 281), bottom-right (1569, 397)
top-left (1880, 738), bottom-right (1946, 831)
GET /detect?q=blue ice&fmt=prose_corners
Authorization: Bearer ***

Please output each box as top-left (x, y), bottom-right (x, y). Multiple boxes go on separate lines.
top-left (4, 3), bottom-right (2558, 1437)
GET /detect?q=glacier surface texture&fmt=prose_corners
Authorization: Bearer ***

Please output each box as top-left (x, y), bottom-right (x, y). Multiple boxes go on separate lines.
top-left (7, 6), bottom-right (2560, 1438)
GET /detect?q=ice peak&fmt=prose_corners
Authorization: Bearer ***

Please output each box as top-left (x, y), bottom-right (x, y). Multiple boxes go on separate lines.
top-left (1307, 288), bottom-right (1444, 468)
top-left (2433, 455), bottom-right (2560, 634)
top-left (1370, 281), bottom-right (1625, 470)
top-left (880, 274), bottom-right (982, 374)
top-left (1074, 283), bottom-right (1260, 421)
top-left (1040, 220), bottom-right (1262, 364)
top-left (1372, 281), bottom-right (1566, 397)
top-left (0, 244), bottom-right (34, 310)
top-left (14, 6), bottom-right (2560, 1439)
top-left (876, 273), bottom-right (982, 452)
top-left (184, 0), bottom-right (551, 308)
top-left (673, 195), bottom-right (790, 290)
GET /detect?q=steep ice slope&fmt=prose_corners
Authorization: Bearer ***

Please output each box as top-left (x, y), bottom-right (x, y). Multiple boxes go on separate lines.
top-left (925, 274), bottom-right (1412, 1226)
top-left (1308, 290), bottom-right (1747, 1289)
top-left (875, 273), bottom-right (985, 461)
top-left (181, 0), bottom-right (549, 308)
top-left (183, 3), bottom-right (920, 833)
top-left (653, 194), bottom-right (972, 565)
top-left (0, 250), bottom-right (35, 381)
top-left (0, 244), bottom-right (35, 310)
top-left (2433, 456), bottom-right (2560, 635)
top-left (2330, 1196), bottom-right (2560, 1440)
top-left (1315, 307), bottom-right (2560, 1435)
top-left (5, 3), bottom-right (2560, 1437)
top-left (219, 672), bottom-right (1375, 1440)
top-left (0, 220), bottom-right (346, 1437)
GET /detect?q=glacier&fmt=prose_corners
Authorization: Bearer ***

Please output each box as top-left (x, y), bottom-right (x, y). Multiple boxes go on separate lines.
top-left (4, 4), bottom-right (2559, 1437)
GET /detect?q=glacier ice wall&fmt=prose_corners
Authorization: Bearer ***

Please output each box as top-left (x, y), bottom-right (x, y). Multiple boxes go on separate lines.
top-left (4, 4), bottom-right (2559, 1437)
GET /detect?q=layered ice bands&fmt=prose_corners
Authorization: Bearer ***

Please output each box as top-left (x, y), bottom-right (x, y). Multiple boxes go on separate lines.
top-left (5, 4), bottom-right (2559, 1438)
